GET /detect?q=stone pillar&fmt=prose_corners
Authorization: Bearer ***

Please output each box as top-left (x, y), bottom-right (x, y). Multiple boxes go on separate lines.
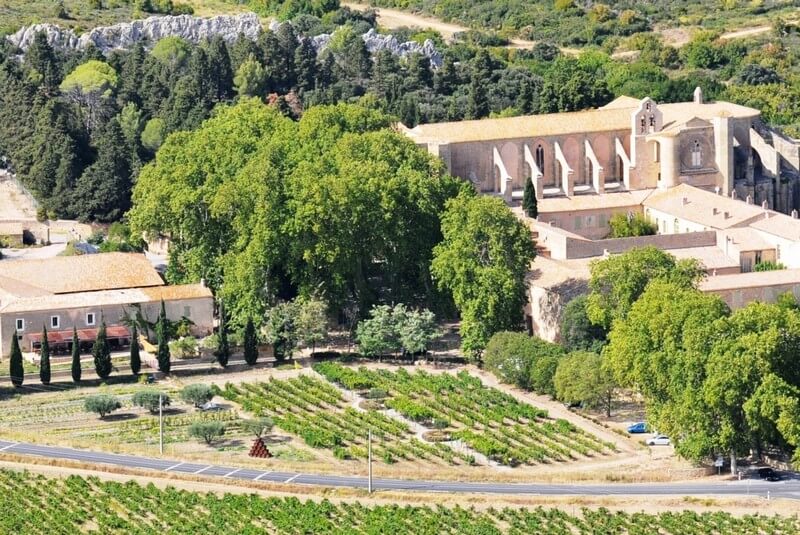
top-left (713, 114), bottom-right (734, 197)
top-left (659, 133), bottom-right (679, 188)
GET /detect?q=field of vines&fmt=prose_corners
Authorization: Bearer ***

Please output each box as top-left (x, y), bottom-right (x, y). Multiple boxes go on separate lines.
top-left (221, 364), bottom-right (615, 467)
top-left (221, 374), bottom-right (472, 465)
top-left (2, 469), bottom-right (799, 534)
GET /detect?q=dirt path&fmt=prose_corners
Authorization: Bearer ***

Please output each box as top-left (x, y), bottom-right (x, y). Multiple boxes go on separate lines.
top-left (342, 2), bottom-right (581, 55)
top-left (344, 2), bottom-right (781, 57)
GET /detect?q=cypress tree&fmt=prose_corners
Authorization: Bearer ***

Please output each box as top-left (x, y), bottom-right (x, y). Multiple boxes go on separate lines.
top-left (243, 317), bottom-right (258, 365)
top-left (71, 326), bottom-right (81, 383)
top-left (130, 323), bottom-right (141, 375)
top-left (9, 331), bottom-right (24, 387)
top-left (39, 325), bottom-right (51, 385)
top-left (523, 177), bottom-right (538, 218)
top-left (93, 321), bottom-right (112, 379)
top-left (157, 300), bottom-right (171, 373)
top-left (216, 301), bottom-right (230, 368)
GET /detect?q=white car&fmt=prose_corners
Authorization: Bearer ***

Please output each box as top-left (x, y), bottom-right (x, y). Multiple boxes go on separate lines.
top-left (647, 435), bottom-right (670, 446)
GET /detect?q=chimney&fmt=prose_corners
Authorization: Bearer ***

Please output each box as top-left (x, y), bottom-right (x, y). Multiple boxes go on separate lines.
top-left (724, 211), bottom-right (730, 219)
top-left (792, 210), bottom-right (798, 219)
top-left (682, 197), bottom-right (688, 205)
top-left (200, 278), bottom-right (206, 288)
top-left (714, 186), bottom-right (720, 195)
top-left (731, 190), bottom-right (738, 200)
top-left (762, 200), bottom-right (769, 210)
top-left (746, 195), bottom-right (752, 205)
top-left (694, 86), bottom-right (704, 105)
top-left (712, 208), bottom-right (719, 216)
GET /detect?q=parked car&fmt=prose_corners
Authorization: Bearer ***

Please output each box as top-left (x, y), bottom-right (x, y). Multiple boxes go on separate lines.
top-left (758, 467), bottom-right (782, 481)
top-left (200, 401), bottom-right (222, 412)
top-left (646, 435), bottom-right (670, 446)
top-left (627, 422), bottom-right (648, 434)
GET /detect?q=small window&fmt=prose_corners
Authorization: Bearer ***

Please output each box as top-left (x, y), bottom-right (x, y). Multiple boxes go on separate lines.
top-left (183, 306), bottom-right (192, 319)
top-left (673, 218), bottom-right (680, 234)
top-left (691, 140), bottom-right (702, 167)
top-left (86, 313), bottom-right (96, 326)
top-left (15, 318), bottom-right (24, 332)
top-left (51, 316), bottom-right (60, 329)
top-left (574, 217), bottom-right (583, 230)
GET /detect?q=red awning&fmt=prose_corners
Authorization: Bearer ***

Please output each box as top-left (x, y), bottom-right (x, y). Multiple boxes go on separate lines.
top-left (28, 325), bottom-right (130, 344)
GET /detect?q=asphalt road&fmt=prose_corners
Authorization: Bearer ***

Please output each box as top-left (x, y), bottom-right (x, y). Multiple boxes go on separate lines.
top-left (1, 439), bottom-right (799, 499)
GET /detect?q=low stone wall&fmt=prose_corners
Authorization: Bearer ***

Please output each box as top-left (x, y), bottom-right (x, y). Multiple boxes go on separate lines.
top-left (535, 222), bottom-right (717, 260)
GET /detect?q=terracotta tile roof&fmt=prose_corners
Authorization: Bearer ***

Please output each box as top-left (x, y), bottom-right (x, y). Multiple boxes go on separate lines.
top-left (0, 253), bottom-right (164, 296)
top-left (669, 246), bottom-right (740, 271)
top-left (404, 107), bottom-right (631, 144)
top-left (404, 98), bottom-right (760, 145)
top-left (749, 212), bottom-right (800, 241)
top-left (0, 283), bottom-right (212, 314)
top-left (643, 184), bottom-right (764, 230)
top-left (720, 228), bottom-right (774, 252)
top-left (700, 269), bottom-right (800, 292)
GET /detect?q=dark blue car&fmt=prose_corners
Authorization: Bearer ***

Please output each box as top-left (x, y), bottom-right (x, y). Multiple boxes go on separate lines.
top-left (627, 422), bottom-right (648, 433)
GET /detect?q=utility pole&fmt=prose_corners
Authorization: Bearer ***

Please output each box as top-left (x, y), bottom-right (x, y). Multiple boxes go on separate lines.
top-left (159, 394), bottom-right (164, 455)
top-left (368, 429), bottom-right (373, 494)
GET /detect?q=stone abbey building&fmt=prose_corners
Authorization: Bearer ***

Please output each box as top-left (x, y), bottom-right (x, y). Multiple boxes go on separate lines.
top-left (404, 90), bottom-right (800, 340)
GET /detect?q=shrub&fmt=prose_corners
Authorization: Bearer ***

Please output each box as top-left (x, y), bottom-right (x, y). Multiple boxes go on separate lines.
top-left (84, 394), bottom-right (121, 418)
top-left (188, 421), bottom-right (226, 445)
top-left (483, 332), bottom-right (564, 390)
top-left (180, 383), bottom-right (213, 408)
top-left (608, 212), bottom-right (657, 238)
top-left (169, 336), bottom-right (198, 359)
top-left (132, 389), bottom-right (170, 414)
top-left (754, 261), bottom-right (786, 272)
top-left (364, 388), bottom-right (388, 399)
top-left (240, 417), bottom-right (273, 438)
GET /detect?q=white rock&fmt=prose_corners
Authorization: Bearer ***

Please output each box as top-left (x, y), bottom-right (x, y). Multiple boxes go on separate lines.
top-left (8, 13), bottom-right (262, 53)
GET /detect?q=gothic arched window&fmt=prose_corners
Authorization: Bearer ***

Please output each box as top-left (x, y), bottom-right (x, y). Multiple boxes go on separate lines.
top-left (691, 140), bottom-right (702, 167)
top-left (535, 144), bottom-right (545, 173)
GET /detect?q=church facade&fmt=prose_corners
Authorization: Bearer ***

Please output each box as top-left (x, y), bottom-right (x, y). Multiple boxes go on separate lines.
top-left (403, 89), bottom-right (800, 218)
top-left (403, 91), bottom-right (800, 341)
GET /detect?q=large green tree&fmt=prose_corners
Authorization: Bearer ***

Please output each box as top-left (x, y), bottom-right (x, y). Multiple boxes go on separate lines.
top-left (554, 351), bottom-right (617, 416)
top-left (586, 246), bottom-right (705, 330)
top-left (431, 193), bottom-right (536, 357)
top-left (130, 100), bottom-right (462, 328)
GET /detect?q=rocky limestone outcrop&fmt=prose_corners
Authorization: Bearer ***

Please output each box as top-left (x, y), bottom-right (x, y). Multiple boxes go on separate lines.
top-left (8, 14), bottom-right (442, 68)
top-left (273, 22), bottom-right (442, 68)
top-left (7, 13), bottom-right (262, 53)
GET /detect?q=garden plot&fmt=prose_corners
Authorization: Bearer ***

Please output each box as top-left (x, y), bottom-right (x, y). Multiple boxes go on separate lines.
top-left (221, 364), bottom-right (616, 467)
top-left (221, 374), bottom-right (472, 465)
top-left (313, 363), bottom-right (617, 466)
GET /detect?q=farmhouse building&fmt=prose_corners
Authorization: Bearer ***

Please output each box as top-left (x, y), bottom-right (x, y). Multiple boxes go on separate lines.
top-left (0, 253), bottom-right (213, 357)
